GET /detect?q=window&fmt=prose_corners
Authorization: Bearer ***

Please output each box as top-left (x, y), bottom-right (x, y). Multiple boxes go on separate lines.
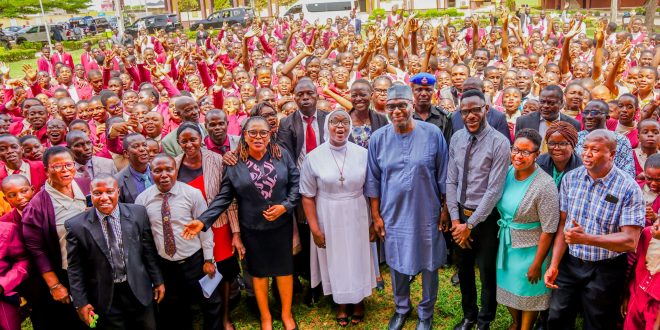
top-left (286, 5), bottom-right (302, 15)
top-left (306, 2), bottom-right (352, 12)
top-left (231, 10), bottom-right (242, 17)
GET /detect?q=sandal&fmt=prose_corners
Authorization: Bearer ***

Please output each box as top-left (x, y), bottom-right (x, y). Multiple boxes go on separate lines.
top-left (336, 316), bottom-right (350, 327)
top-left (351, 314), bottom-right (364, 325)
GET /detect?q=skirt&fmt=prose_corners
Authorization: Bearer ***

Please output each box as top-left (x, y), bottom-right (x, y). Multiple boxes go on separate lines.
top-left (241, 221), bottom-right (294, 278)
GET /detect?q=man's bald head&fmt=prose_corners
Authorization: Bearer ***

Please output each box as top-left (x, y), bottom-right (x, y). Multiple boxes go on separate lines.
top-left (585, 128), bottom-right (617, 153)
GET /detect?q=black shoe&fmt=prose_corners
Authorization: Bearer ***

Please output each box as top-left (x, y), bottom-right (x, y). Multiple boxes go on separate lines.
top-left (303, 286), bottom-right (322, 306)
top-left (453, 318), bottom-right (476, 330)
top-left (415, 317), bottom-right (433, 330)
top-left (451, 272), bottom-right (460, 286)
top-left (388, 311), bottom-right (410, 330)
top-left (477, 324), bottom-right (490, 330)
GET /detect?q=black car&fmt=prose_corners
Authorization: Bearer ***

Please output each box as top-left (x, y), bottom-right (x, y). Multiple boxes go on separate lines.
top-left (125, 14), bottom-right (182, 37)
top-left (189, 7), bottom-right (256, 31)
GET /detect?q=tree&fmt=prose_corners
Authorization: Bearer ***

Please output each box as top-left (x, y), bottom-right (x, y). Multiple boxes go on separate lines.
top-left (213, 0), bottom-right (231, 10)
top-left (644, 0), bottom-right (657, 32)
top-left (178, 0), bottom-right (200, 11)
top-left (0, 0), bottom-right (91, 19)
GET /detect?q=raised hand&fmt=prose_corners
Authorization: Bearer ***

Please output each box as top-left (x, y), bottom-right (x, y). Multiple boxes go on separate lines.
top-left (22, 64), bottom-right (37, 81)
top-left (0, 62), bottom-right (9, 76)
top-left (409, 18), bottom-right (419, 33)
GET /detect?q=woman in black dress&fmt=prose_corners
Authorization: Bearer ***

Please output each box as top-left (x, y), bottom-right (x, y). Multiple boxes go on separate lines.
top-left (184, 116), bottom-right (300, 330)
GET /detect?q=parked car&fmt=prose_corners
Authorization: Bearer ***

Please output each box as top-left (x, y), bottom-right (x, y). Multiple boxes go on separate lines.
top-left (0, 30), bottom-right (16, 49)
top-left (92, 17), bottom-right (111, 33)
top-left (2, 26), bottom-right (22, 37)
top-left (14, 25), bottom-right (77, 44)
top-left (189, 7), bottom-right (256, 31)
top-left (125, 14), bottom-right (181, 37)
top-left (69, 16), bottom-right (95, 35)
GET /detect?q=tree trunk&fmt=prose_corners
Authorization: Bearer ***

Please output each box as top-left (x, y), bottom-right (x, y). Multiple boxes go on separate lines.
top-left (644, 0), bottom-right (656, 32)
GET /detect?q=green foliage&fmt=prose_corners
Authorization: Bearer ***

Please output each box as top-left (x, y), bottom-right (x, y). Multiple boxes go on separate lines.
top-left (255, 0), bottom-right (268, 11)
top-left (0, 0), bottom-right (91, 19)
top-left (417, 8), bottom-right (463, 18)
top-left (0, 49), bottom-right (36, 62)
top-left (213, 0), bottom-right (232, 10)
top-left (505, 0), bottom-right (516, 11)
top-left (178, 0), bottom-right (200, 12)
top-left (368, 8), bottom-right (386, 20)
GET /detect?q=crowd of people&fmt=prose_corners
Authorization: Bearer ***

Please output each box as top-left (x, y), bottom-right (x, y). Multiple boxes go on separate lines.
top-left (0, 4), bottom-right (658, 330)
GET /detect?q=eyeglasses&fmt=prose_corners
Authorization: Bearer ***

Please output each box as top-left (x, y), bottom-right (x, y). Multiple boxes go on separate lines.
top-left (246, 130), bottom-right (270, 138)
top-left (108, 102), bottom-right (123, 110)
top-left (459, 106), bottom-right (485, 117)
top-left (547, 141), bottom-right (572, 149)
top-left (386, 103), bottom-right (409, 111)
top-left (583, 110), bottom-right (606, 117)
top-left (511, 147), bottom-right (538, 157)
top-left (49, 161), bottom-right (76, 172)
top-left (329, 119), bottom-right (350, 127)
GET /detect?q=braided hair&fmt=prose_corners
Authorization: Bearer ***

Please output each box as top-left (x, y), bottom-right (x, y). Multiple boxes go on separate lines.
top-left (235, 116), bottom-right (282, 163)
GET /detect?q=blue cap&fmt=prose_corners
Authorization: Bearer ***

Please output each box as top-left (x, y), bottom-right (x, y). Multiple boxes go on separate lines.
top-left (409, 72), bottom-right (436, 86)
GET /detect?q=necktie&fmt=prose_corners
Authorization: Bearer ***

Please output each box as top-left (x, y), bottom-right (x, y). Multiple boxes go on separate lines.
top-left (77, 165), bottom-right (92, 195)
top-left (141, 173), bottom-right (152, 188)
top-left (304, 115), bottom-right (317, 153)
top-left (103, 216), bottom-right (126, 281)
top-left (161, 193), bottom-right (177, 257)
top-left (12, 169), bottom-right (21, 175)
top-left (460, 135), bottom-right (477, 205)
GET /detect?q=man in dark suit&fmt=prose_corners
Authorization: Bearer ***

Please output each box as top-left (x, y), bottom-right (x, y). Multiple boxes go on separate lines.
top-left (277, 77), bottom-right (327, 304)
top-left (515, 85), bottom-right (581, 150)
top-left (65, 174), bottom-right (164, 329)
top-left (115, 133), bottom-right (153, 204)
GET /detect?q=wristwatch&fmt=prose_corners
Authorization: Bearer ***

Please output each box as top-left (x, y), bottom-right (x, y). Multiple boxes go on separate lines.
top-left (466, 223), bottom-right (474, 230)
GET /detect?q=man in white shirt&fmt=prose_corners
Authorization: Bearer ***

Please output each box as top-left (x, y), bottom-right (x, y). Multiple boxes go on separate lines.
top-left (135, 153), bottom-right (221, 330)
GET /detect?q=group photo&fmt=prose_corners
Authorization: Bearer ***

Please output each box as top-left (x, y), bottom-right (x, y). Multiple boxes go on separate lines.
top-left (0, 0), bottom-right (658, 329)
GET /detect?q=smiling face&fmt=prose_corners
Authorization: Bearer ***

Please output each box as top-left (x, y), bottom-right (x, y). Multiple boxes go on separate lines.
top-left (27, 106), bottom-right (48, 130)
top-left (124, 134), bottom-right (149, 169)
top-left (47, 120), bottom-right (67, 146)
top-left (177, 128), bottom-right (202, 159)
top-left (350, 83), bottom-right (371, 113)
top-left (460, 96), bottom-right (488, 134)
top-left (91, 177), bottom-right (119, 214)
top-left (582, 102), bottom-right (609, 132)
top-left (244, 120), bottom-right (271, 154)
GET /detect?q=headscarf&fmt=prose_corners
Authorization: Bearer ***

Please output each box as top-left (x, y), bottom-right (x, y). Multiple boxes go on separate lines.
top-left (323, 109), bottom-right (353, 142)
top-left (544, 121), bottom-right (579, 148)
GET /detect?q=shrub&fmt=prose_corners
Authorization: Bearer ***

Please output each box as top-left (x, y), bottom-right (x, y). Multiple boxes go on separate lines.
top-left (0, 49), bottom-right (36, 62)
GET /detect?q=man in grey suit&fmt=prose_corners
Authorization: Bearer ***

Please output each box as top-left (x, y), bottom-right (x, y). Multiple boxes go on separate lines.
top-left (115, 133), bottom-right (154, 204)
top-left (65, 174), bottom-right (164, 329)
top-left (67, 131), bottom-right (117, 195)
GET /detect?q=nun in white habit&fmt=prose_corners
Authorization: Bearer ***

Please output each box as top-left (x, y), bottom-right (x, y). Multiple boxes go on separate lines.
top-left (299, 109), bottom-right (376, 326)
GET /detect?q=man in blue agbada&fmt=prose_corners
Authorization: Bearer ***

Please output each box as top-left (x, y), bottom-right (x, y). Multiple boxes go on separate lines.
top-left (365, 84), bottom-right (448, 330)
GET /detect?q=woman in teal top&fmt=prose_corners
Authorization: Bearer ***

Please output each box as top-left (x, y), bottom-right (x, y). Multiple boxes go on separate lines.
top-left (496, 129), bottom-right (560, 330)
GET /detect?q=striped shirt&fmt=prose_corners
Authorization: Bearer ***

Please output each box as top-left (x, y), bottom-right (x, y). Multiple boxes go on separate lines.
top-left (95, 207), bottom-right (127, 283)
top-left (559, 166), bottom-right (645, 261)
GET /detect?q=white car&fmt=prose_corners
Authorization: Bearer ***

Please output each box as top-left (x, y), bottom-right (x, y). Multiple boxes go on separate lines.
top-left (15, 25), bottom-right (77, 44)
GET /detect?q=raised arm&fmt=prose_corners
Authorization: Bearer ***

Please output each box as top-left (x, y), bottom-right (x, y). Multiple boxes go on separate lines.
top-left (280, 47), bottom-right (312, 78)
top-left (592, 21), bottom-right (605, 81)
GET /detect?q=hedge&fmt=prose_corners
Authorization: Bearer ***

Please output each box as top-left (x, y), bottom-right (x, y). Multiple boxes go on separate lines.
top-left (16, 35), bottom-right (107, 51)
top-left (0, 49), bottom-right (36, 62)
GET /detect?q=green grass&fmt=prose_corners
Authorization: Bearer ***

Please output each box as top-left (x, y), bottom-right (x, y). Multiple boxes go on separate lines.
top-left (21, 265), bottom-right (516, 329)
top-left (4, 49), bottom-right (85, 77)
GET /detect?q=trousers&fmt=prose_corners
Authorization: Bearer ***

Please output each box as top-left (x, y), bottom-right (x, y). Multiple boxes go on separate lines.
top-left (390, 268), bottom-right (439, 320)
